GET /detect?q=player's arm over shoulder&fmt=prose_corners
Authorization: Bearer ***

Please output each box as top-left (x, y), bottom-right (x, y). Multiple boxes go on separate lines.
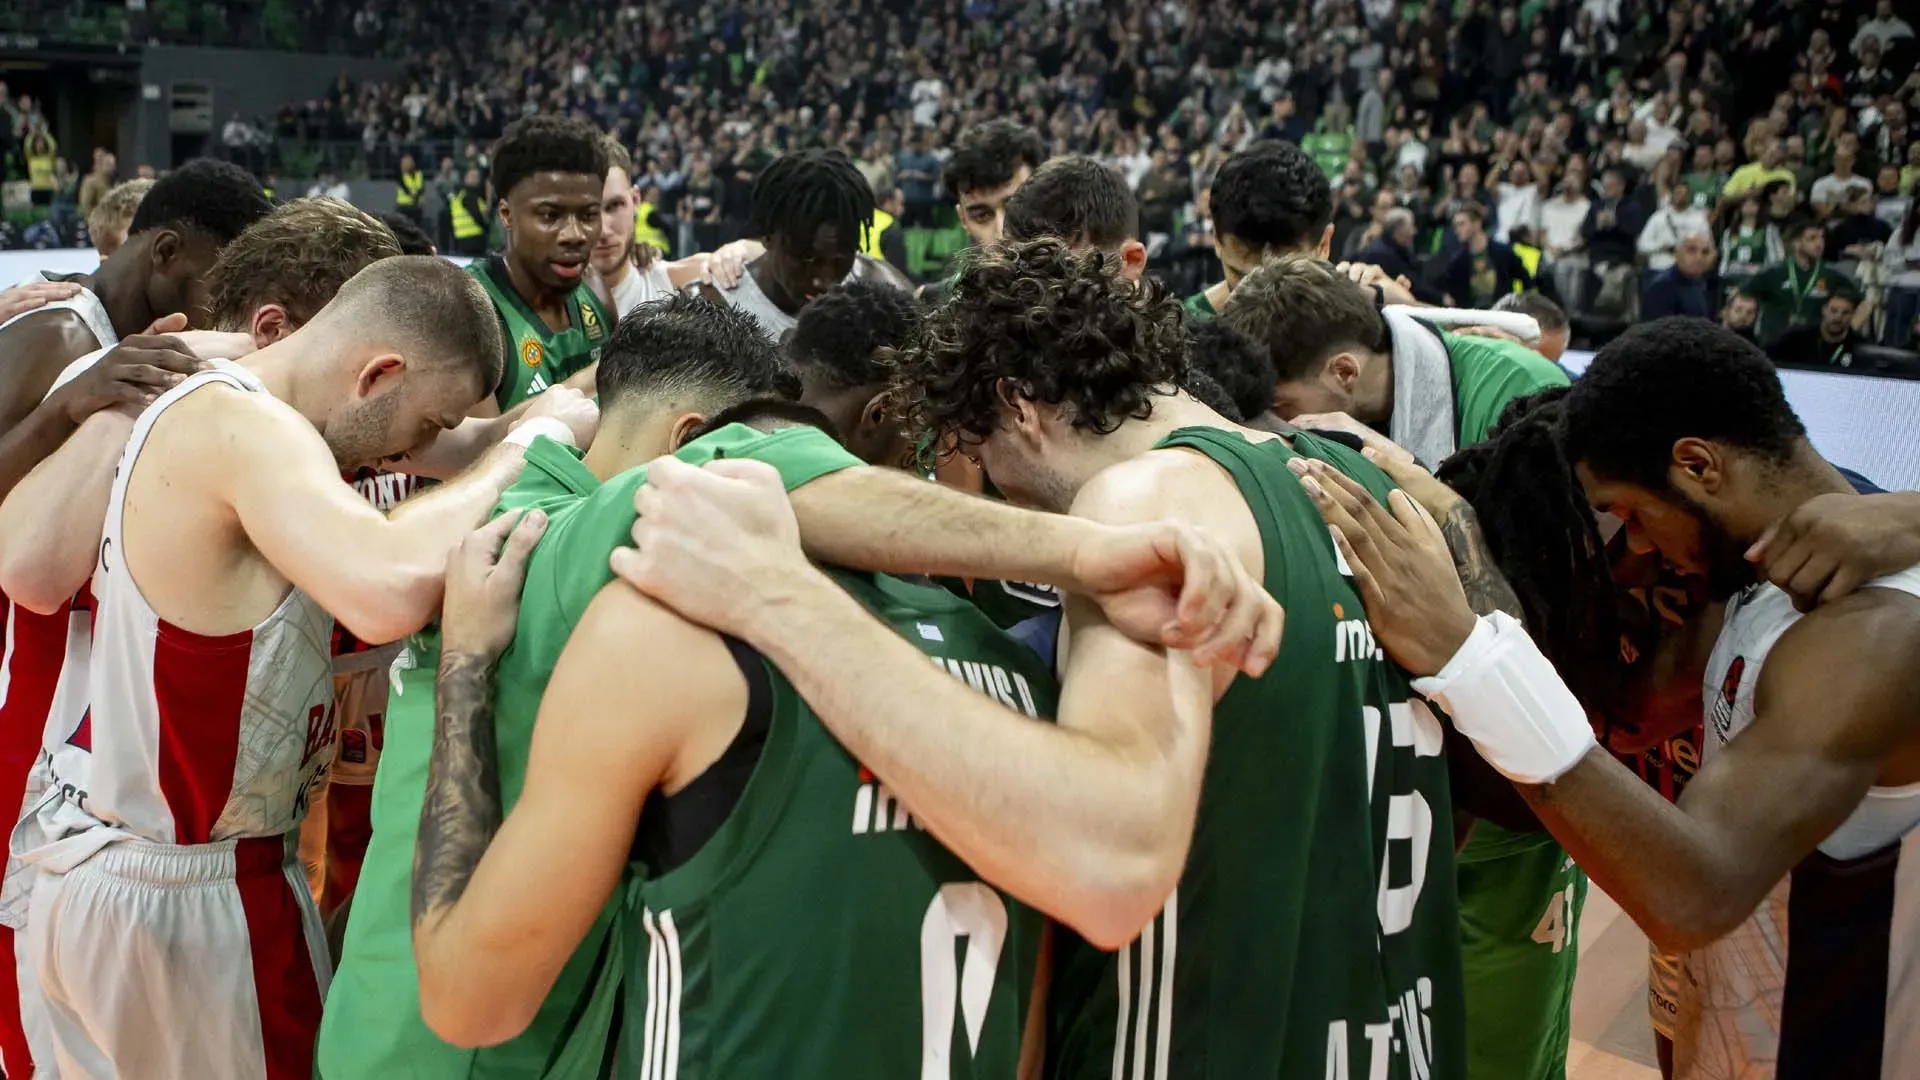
top-left (194, 385), bottom-right (450, 644)
top-left (1666, 585), bottom-right (1920, 942)
top-left (418, 580), bottom-right (746, 1047)
top-left (0, 309), bottom-right (100, 434)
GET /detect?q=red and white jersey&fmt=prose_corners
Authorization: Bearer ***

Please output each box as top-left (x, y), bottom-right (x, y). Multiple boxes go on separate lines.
top-left (24, 364), bottom-right (336, 872)
top-left (331, 467), bottom-right (425, 676)
top-left (0, 277), bottom-right (117, 928)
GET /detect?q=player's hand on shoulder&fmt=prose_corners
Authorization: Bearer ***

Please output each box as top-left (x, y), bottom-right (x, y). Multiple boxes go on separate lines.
top-left (706, 239), bottom-right (765, 288)
top-left (1291, 456), bottom-right (1477, 676)
top-left (1353, 445), bottom-right (1467, 523)
top-left (611, 456), bottom-right (817, 637)
top-left (52, 313), bottom-right (209, 423)
top-left (517, 385), bottom-right (599, 448)
top-left (0, 280), bottom-right (80, 324)
top-left (1748, 491), bottom-right (1920, 611)
top-left (1335, 261), bottom-right (1418, 307)
top-left (440, 509), bottom-right (549, 662)
top-left (1070, 518), bottom-right (1285, 677)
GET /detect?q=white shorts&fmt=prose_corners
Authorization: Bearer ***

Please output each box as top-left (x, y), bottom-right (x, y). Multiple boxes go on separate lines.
top-left (26, 835), bottom-right (330, 1080)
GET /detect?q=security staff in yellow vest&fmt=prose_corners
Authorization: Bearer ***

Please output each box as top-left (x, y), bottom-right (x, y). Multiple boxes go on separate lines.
top-left (862, 185), bottom-right (910, 277)
top-left (634, 188), bottom-right (671, 256)
top-left (447, 165), bottom-right (491, 256)
top-left (395, 153), bottom-right (426, 223)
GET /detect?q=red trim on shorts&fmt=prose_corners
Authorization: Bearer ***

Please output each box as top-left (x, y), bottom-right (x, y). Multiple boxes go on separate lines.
top-left (234, 836), bottom-right (321, 1080)
top-left (152, 621), bottom-right (253, 844)
top-left (0, 925), bottom-right (32, 1079)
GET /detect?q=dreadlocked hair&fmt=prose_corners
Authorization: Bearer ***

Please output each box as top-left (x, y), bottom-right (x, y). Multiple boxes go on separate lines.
top-left (749, 149), bottom-right (875, 253)
top-left (1435, 387), bottom-right (1628, 735)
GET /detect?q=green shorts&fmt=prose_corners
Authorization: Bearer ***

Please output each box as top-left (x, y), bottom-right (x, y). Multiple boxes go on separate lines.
top-left (1456, 822), bottom-right (1589, 1080)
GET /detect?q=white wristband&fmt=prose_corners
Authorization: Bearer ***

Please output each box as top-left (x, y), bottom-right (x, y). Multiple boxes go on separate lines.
top-left (1410, 611), bottom-right (1597, 785)
top-left (504, 416), bottom-right (576, 449)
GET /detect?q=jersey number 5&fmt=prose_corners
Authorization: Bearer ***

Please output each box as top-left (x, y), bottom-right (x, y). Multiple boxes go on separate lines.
top-left (921, 882), bottom-right (1009, 1080)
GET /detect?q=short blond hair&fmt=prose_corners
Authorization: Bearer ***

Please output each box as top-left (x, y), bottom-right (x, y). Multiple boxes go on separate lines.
top-left (600, 134), bottom-right (633, 177)
top-left (206, 198), bottom-right (402, 330)
top-left (88, 178), bottom-right (153, 244)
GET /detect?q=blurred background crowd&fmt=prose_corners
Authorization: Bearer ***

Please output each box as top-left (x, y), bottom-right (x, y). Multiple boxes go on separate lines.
top-left (2, 0), bottom-right (1917, 357)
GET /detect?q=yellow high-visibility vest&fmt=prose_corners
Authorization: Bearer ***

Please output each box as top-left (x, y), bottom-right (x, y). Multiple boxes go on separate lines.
top-left (635, 200), bottom-right (671, 254)
top-left (861, 208), bottom-right (895, 259)
top-left (1512, 242), bottom-right (1543, 290)
top-left (396, 170), bottom-right (425, 208)
top-left (450, 191), bottom-right (485, 240)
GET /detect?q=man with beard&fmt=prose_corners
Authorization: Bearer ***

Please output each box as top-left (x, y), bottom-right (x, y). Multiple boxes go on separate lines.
top-left (1302, 316), bottom-right (1920, 1080)
top-left (467, 116), bottom-right (615, 413)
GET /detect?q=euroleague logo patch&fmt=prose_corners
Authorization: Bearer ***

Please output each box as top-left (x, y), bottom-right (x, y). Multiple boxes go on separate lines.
top-left (521, 339), bottom-right (544, 368)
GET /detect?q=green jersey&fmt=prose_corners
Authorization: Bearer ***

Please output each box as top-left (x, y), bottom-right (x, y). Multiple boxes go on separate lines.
top-left (319, 424), bottom-right (861, 1080)
top-left (469, 255), bottom-right (614, 410)
top-left (1048, 427), bottom-right (1466, 1080)
top-left (617, 569), bottom-right (1059, 1079)
top-left (1443, 330), bottom-right (1569, 446)
top-left (1183, 289), bottom-right (1218, 319)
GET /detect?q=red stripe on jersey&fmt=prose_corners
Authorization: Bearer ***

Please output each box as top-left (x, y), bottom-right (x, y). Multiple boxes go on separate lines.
top-left (233, 836), bottom-right (321, 1080)
top-left (152, 621), bottom-right (254, 843)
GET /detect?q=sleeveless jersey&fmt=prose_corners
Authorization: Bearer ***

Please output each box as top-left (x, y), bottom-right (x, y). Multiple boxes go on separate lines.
top-left (1675, 565), bottom-right (1920, 1080)
top-left (320, 424), bottom-right (864, 1080)
top-left (469, 256), bottom-right (612, 411)
top-left (23, 364), bottom-right (336, 872)
top-left (0, 280), bottom-right (118, 928)
top-left (720, 257), bottom-right (886, 343)
top-left (1048, 427), bottom-right (1467, 1080)
top-left (618, 568), bottom-right (1058, 1080)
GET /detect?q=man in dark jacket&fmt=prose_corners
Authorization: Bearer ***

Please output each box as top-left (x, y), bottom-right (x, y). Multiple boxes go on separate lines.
top-left (1358, 205), bottom-right (1444, 303)
top-left (1640, 231), bottom-right (1718, 320)
top-left (1440, 202), bottom-right (1533, 306)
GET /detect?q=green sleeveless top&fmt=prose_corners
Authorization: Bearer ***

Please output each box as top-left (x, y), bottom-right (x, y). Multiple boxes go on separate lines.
top-left (1047, 427), bottom-right (1467, 1080)
top-left (616, 569), bottom-right (1060, 1080)
top-left (318, 425), bottom-right (862, 1080)
top-left (469, 255), bottom-right (614, 410)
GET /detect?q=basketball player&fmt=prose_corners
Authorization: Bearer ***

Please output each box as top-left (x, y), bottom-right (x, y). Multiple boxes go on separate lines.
top-left (785, 279), bottom-right (923, 469)
top-left (1228, 252), bottom-right (1577, 1080)
top-left (1186, 317), bottom-right (1296, 436)
top-left (1186, 140), bottom-right (1334, 318)
top-left (591, 138), bottom-right (747, 316)
top-left (86, 177), bottom-right (155, 261)
top-left (334, 296), bottom-right (1274, 1077)
top-left (18, 256), bottom-right (530, 1080)
top-left (374, 210), bottom-right (437, 256)
top-left (916, 119), bottom-right (1048, 304)
top-left (468, 115), bottom-right (614, 413)
top-left (718, 149), bottom-right (912, 342)
top-left (613, 238), bottom-right (1469, 1078)
top-left (0, 280), bottom-right (80, 325)
top-left (1002, 155), bottom-right (1148, 278)
top-left (1301, 317), bottom-right (1920, 1080)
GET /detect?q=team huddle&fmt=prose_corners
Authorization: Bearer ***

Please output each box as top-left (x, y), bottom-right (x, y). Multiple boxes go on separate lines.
top-left (0, 113), bottom-right (1914, 1080)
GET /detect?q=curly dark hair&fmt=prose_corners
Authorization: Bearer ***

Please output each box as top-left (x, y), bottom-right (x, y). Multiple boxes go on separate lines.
top-left (127, 158), bottom-right (272, 244)
top-left (1209, 141), bottom-right (1334, 252)
top-left (788, 280), bottom-right (922, 391)
top-left (893, 238), bottom-right (1189, 444)
top-left (749, 149), bottom-right (875, 253)
top-left (1186, 318), bottom-right (1277, 421)
top-left (940, 119), bottom-right (1046, 197)
top-left (1562, 317), bottom-right (1806, 490)
top-left (490, 115), bottom-right (609, 203)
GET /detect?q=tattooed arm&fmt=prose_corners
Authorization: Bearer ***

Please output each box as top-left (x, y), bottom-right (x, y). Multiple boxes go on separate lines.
top-left (412, 579), bottom-right (749, 1048)
top-left (1435, 500), bottom-right (1526, 621)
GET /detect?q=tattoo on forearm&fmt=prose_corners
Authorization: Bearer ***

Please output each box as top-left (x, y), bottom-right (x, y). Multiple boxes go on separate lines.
top-left (1439, 503), bottom-right (1526, 621)
top-left (412, 652), bottom-right (503, 930)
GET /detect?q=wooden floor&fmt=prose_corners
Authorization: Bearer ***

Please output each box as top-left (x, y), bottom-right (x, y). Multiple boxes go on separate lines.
top-left (1567, 888), bottom-right (1663, 1079)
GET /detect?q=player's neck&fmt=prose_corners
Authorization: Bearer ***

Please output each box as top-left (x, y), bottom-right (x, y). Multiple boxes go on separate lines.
top-left (600, 258), bottom-right (631, 289)
top-left (581, 408), bottom-right (673, 480)
top-left (1722, 448), bottom-right (1859, 544)
top-left (503, 251), bottom-right (574, 327)
top-left (91, 251), bottom-right (150, 339)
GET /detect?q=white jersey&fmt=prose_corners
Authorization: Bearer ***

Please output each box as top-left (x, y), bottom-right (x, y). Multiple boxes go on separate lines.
top-left (21, 364), bottom-right (336, 875)
top-left (608, 260), bottom-right (675, 317)
top-left (0, 276), bottom-right (117, 931)
top-left (1675, 565), bottom-right (1920, 1080)
top-left (720, 256), bottom-right (885, 342)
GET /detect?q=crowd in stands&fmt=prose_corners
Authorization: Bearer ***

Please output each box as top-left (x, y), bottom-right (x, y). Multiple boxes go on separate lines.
top-left (5, 0), bottom-right (1920, 358)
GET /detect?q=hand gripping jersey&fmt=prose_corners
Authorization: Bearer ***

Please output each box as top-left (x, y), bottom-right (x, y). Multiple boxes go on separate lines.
top-left (320, 424), bottom-right (866, 1079)
top-left (617, 569), bottom-right (1059, 1080)
top-left (1675, 565), bottom-right (1920, 1080)
top-left (468, 256), bottom-right (612, 411)
top-left (1047, 428), bottom-right (1467, 1080)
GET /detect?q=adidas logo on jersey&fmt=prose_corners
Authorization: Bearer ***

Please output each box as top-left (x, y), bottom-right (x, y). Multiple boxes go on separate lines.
top-left (528, 373), bottom-right (551, 395)
top-left (852, 654), bottom-right (1041, 834)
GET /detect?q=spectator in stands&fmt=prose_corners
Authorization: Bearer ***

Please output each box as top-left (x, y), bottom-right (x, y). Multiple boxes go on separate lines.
top-left (894, 129), bottom-right (940, 229)
top-left (1768, 293), bottom-right (1867, 368)
top-left (1582, 166), bottom-right (1648, 317)
top-left (1853, 0), bottom-right (1915, 53)
top-left (1722, 290), bottom-right (1763, 345)
top-left (1440, 202), bottom-right (1532, 307)
top-left (1724, 139), bottom-right (1796, 197)
top-left (1641, 232), bottom-right (1719, 321)
top-left (1185, 141), bottom-right (1332, 319)
top-left (306, 170), bottom-right (349, 201)
top-left (1356, 206), bottom-right (1434, 302)
top-left (1812, 143), bottom-right (1874, 217)
top-left (1746, 219), bottom-right (1865, 344)
top-left (1883, 199), bottom-right (1920, 349)
top-left (77, 149), bottom-right (116, 220)
top-left (1639, 182), bottom-right (1712, 273)
top-left (1719, 189), bottom-right (1785, 288)
top-left (1541, 166), bottom-right (1593, 312)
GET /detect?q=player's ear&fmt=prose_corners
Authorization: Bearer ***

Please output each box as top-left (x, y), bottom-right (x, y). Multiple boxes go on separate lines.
top-left (1325, 352), bottom-right (1362, 394)
top-left (357, 354), bottom-right (406, 398)
top-left (146, 228), bottom-right (181, 272)
top-left (994, 378), bottom-right (1042, 436)
top-left (1316, 224), bottom-right (1334, 260)
top-left (1668, 436), bottom-right (1725, 496)
top-left (1118, 240), bottom-right (1149, 281)
top-left (858, 390), bottom-right (891, 436)
top-left (249, 303), bottom-right (293, 347)
top-left (667, 411), bottom-right (708, 451)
